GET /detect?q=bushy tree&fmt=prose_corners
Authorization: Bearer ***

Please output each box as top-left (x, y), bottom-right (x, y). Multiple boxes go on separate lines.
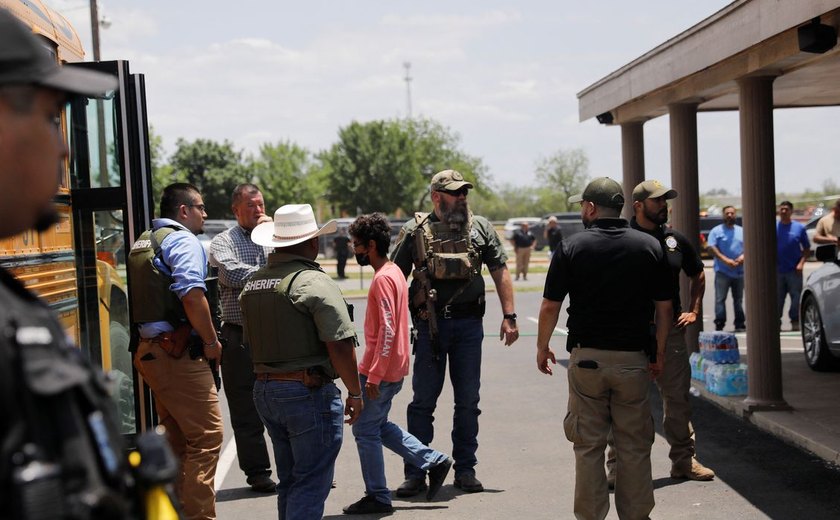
top-left (534, 148), bottom-right (590, 212)
top-left (169, 138), bottom-right (247, 218)
top-left (249, 141), bottom-right (319, 211)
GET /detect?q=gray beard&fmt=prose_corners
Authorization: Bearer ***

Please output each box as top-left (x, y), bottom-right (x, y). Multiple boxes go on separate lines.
top-left (441, 200), bottom-right (469, 226)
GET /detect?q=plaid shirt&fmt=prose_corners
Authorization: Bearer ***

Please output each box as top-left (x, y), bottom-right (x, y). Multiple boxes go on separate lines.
top-left (209, 225), bottom-right (270, 326)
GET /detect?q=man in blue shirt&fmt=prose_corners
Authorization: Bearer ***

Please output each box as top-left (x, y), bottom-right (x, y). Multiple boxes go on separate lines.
top-left (707, 206), bottom-right (745, 332)
top-left (129, 183), bottom-right (223, 520)
top-left (776, 201), bottom-right (810, 332)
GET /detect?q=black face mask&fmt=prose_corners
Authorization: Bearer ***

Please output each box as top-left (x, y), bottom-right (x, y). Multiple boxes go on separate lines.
top-left (355, 252), bottom-right (370, 266)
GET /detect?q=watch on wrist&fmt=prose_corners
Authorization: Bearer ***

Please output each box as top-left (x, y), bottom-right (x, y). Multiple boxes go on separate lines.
top-left (503, 313), bottom-right (517, 322)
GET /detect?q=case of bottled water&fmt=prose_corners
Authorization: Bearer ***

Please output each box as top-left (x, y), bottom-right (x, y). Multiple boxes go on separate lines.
top-left (698, 331), bottom-right (740, 364)
top-left (705, 363), bottom-right (748, 396)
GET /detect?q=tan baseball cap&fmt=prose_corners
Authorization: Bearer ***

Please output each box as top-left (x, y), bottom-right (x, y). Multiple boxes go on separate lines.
top-left (632, 180), bottom-right (678, 202)
top-left (430, 169), bottom-right (473, 192)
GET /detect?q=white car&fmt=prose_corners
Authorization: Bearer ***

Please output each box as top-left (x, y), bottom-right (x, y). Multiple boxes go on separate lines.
top-left (503, 217), bottom-right (541, 240)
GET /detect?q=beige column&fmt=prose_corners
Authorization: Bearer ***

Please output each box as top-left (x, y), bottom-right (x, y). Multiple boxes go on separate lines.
top-left (621, 122), bottom-right (645, 218)
top-left (668, 103), bottom-right (702, 353)
top-left (737, 75), bottom-right (789, 410)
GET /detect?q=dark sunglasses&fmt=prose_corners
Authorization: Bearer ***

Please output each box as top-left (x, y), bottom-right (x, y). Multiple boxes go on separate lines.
top-left (437, 187), bottom-right (469, 197)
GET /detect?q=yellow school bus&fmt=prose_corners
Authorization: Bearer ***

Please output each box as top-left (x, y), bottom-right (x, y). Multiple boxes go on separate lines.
top-left (0, 0), bottom-right (156, 437)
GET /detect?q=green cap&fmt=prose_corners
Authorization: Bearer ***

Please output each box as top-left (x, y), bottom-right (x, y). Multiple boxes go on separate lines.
top-left (431, 169), bottom-right (474, 192)
top-left (632, 179), bottom-right (678, 202)
top-left (568, 177), bottom-right (625, 209)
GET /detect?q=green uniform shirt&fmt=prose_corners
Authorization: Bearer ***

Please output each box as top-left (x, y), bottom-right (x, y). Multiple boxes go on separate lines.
top-left (240, 252), bottom-right (356, 375)
top-left (390, 212), bottom-right (507, 307)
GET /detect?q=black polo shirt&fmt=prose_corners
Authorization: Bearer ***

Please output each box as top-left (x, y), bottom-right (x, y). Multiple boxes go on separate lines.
top-left (544, 217), bottom-right (674, 351)
top-left (630, 217), bottom-right (704, 318)
top-left (513, 229), bottom-right (535, 248)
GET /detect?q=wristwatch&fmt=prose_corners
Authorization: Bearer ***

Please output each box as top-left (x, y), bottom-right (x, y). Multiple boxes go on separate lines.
top-left (503, 313), bottom-right (517, 322)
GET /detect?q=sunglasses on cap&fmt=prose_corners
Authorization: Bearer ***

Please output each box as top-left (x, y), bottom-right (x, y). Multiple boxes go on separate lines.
top-left (437, 187), bottom-right (469, 197)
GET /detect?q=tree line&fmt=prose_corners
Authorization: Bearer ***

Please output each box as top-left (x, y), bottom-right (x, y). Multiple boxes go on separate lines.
top-left (150, 117), bottom-right (591, 221)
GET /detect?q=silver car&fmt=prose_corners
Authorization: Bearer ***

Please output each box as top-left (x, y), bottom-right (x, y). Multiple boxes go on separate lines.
top-left (800, 244), bottom-right (840, 371)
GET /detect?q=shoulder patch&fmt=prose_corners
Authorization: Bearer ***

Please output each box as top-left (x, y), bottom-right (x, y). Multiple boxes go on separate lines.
top-left (665, 236), bottom-right (678, 250)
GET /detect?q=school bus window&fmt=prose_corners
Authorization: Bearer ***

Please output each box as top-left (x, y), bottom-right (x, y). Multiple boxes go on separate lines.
top-left (87, 97), bottom-right (121, 188)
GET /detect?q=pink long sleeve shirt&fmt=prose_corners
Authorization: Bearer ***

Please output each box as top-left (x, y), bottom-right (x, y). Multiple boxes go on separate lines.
top-left (358, 262), bottom-right (411, 385)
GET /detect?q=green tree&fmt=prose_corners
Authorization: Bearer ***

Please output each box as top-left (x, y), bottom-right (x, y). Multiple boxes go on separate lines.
top-left (534, 148), bottom-right (590, 212)
top-left (148, 127), bottom-right (183, 214)
top-left (249, 141), bottom-right (318, 210)
top-left (320, 118), bottom-right (489, 215)
top-left (169, 138), bottom-right (247, 218)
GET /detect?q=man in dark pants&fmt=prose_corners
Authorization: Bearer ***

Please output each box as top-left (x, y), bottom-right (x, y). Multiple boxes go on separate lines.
top-left (209, 183), bottom-right (275, 492)
top-left (537, 177), bottom-right (673, 520)
top-left (334, 228), bottom-right (351, 279)
top-left (604, 180), bottom-right (715, 485)
top-left (391, 169), bottom-right (518, 495)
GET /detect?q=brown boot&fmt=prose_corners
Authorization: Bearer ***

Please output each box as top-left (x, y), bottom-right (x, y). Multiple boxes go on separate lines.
top-left (671, 458), bottom-right (715, 481)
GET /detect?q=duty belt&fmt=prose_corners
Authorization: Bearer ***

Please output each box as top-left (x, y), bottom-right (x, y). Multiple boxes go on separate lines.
top-left (436, 297), bottom-right (485, 320)
top-left (256, 371), bottom-right (306, 382)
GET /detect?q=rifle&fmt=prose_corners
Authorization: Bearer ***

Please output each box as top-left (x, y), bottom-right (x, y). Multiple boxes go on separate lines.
top-left (411, 223), bottom-right (441, 359)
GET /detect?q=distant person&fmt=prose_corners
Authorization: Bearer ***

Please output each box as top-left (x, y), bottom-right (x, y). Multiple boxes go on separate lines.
top-left (544, 216), bottom-right (563, 258)
top-left (813, 198), bottom-right (840, 246)
top-left (536, 177), bottom-right (673, 520)
top-left (707, 205), bottom-right (745, 332)
top-left (240, 203), bottom-right (363, 519)
top-left (208, 183), bottom-right (275, 493)
top-left (511, 221), bottom-right (536, 281)
top-left (776, 201), bottom-right (810, 332)
top-left (334, 228), bottom-right (351, 279)
top-left (343, 213), bottom-right (452, 515)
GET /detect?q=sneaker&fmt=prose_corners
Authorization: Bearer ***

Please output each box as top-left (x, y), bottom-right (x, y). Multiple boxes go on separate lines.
top-left (246, 475), bottom-right (276, 493)
top-left (427, 457), bottom-right (453, 501)
top-left (671, 459), bottom-right (715, 481)
top-left (395, 478), bottom-right (427, 497)
top-left (734, 327), bottom-right (746, 333)
top-left (343, 496), bottom-right (394, 515)
top-left (791, 321), bottom-right (800, 332)
top-left (453, 473), bottom-right (484, 493)
top-left (606, 468), bottom-right (615, 491)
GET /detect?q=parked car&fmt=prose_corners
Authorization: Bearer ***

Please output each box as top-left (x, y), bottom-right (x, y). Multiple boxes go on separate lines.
top-left (531, 212), bottom-right (584, 251)
top-left (699, 215), bottom-right (743, 258)
top-left (800, 244), bottom-right (840, 371)
top-left (197, 219), bottom-right (237, 254)
top-left (503, 217), bottom-right (541, 241)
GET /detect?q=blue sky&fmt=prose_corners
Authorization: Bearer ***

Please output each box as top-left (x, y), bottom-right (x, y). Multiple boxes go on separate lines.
top-left (54, 1), bottom-right (840, 196)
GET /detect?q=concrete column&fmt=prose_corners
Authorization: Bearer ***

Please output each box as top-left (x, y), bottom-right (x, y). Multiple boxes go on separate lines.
top-left (737, 75), bottom-right (788, 410)
top-left (621, 122), bottom-right (645, 218)
top-left (668, 103), bottom-right (702, 353)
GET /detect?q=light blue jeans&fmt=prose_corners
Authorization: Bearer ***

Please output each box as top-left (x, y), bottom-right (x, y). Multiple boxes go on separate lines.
top-left (253, 379), bottom-right (343, 520)
top-left (353, 374), bottom-right (447, 504)
top-left (777, 270), bottom-right (803, 323)
top-left (714, 272), bottom-right (745, 330)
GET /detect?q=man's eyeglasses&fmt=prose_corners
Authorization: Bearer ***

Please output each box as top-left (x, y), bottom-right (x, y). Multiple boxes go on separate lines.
top-left (188, 203), bottom-right (206, 212)
top-left (437, 187), bottom-right (469, 197)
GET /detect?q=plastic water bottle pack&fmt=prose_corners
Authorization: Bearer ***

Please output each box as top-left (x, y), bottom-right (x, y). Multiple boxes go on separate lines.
top-left (698, 331), bottom-right (740, 364)
top-left (705, 363), bottom-right (748, 396)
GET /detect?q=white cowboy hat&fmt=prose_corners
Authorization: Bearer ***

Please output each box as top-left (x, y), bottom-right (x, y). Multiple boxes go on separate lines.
top-left (251, 204), bottom-right (337, 248)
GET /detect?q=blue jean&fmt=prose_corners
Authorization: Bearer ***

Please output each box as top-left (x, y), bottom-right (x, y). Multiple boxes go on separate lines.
top-left (714, 272), bottom-right (745, 330)
top-left (777, 270), bottom-right (803, 323)
top-left (353, 374), bottom-right (447, 504)
top-left (406, 317), bottom-right (483, 479)
top-left (253, 379), bottom-right (343, 520)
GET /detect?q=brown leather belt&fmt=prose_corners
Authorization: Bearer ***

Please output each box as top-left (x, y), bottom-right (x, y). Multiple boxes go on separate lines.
top-left (256, 371), bottom-right (306, 382)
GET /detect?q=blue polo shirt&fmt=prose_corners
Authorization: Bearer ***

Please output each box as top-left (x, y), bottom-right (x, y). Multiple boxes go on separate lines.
top-left (707, 223), bottom-right (744, 278)
top-left (776, 220), bottom-right (810, 273)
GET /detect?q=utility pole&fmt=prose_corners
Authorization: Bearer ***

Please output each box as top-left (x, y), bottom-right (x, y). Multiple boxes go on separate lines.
top-left (89, 0), bottom-right (101, 60)
top-left (403, 62), bottom-right (412, 119)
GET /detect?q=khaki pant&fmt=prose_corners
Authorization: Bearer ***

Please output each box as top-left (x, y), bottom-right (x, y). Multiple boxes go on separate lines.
top-left (565, 348), bottom-right (654, 520)
top-left (514, 247), bottom-right (532, 279)
top-left (135, 340), bottom-right (223, 520)
top-left (607, 327), bottom-right (695, 471)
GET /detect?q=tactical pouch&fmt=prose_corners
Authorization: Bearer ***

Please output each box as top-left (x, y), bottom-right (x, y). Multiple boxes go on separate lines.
top-left (157, 323), bottom-right (192, 359)
top-left (429, 253), bottom-right (473, 280)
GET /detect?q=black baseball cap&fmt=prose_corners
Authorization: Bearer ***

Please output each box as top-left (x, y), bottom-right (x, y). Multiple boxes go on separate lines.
top-left (0, 8), bottom-right (117, 97)
top-left (568, 177), bottom-right (625, 209)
